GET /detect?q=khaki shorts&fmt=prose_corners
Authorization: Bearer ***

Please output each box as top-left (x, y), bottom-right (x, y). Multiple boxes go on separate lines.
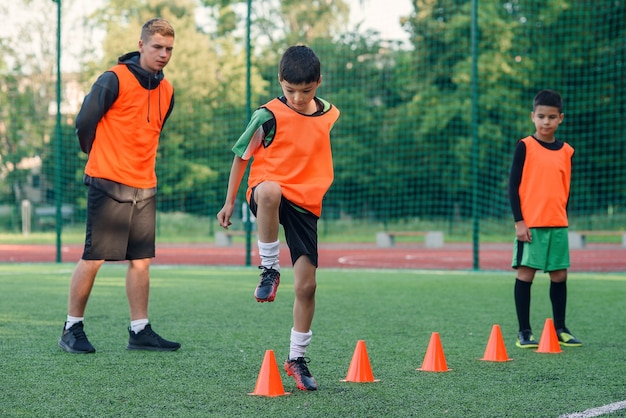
top-left (82, 185), bottom-right (156, 261)
top-left (512, 227), bottom-right (570, 272)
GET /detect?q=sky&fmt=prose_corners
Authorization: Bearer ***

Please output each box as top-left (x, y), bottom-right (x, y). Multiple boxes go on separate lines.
top-left (348, 0), bottom-right (412, 42)
top-left (1, 0), bottom-right (413, 71)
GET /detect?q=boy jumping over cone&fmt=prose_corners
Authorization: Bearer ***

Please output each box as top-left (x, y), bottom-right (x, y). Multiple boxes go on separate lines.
top-left (217, 45), bottom-right (340, 390)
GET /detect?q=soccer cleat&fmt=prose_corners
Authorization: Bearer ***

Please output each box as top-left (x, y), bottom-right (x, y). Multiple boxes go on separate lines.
top-left (516, 329), bottom-right (539, 348)
top-left (556, 328), bottom-right (583, 347)
top-left (284, 357), bottom-right (318, 391)
top-left (254, 266), bottom-right (280, 302)
top-left (127, 324), bottom-right (181, 351)
top-left (58, 322), bottom-right (96, 354)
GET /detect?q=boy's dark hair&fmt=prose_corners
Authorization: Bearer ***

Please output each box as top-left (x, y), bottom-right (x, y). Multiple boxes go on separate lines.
top-left (279, 45), bottom-right (321, 85)
top-left (533, 89), bottom-right (562, 112)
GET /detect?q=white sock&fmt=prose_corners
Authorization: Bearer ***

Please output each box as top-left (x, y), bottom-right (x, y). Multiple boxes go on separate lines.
top-left (65, 316), bottom-right (84, 330)
top-left (289, 328), bottom-right (312, 360)
top-left (258, 240), bottom-right (280, 271)
top-left (130, 319), bottom-right (149, 334)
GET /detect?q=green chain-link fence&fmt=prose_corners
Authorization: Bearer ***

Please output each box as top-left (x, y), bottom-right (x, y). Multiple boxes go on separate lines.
top-left (1, 0), bottom-right (624, 270)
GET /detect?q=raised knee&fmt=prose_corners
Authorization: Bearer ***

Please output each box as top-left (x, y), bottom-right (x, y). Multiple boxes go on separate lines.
top-left (255, 182), bottom-right (282, 204)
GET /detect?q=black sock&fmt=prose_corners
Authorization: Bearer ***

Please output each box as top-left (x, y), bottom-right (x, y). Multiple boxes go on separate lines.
top-left (514, 278), bottom-right (532, 331)
top-left (550, 281), bottom-right (567, 330)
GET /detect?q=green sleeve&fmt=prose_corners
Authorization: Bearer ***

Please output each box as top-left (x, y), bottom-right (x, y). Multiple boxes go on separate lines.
top-left (231, 108), bottom-right (274, 159)
top-left (318, 97), bottom-right (332, 112)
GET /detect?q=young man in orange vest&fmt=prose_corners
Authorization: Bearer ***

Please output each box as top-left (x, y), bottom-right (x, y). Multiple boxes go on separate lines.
top-left (59, 18), bottom-right (180, 354)
top-left (509, 89), bottom-right (582, 348)
top-left (217, 45), bottom-right (340, 391)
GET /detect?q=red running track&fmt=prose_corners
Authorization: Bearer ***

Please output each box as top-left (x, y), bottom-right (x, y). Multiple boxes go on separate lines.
top-left (0, 243), bottom-right (624, 272)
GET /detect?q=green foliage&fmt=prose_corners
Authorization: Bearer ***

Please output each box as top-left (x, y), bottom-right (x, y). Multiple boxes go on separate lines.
top-left (0, 264), bottom-right (624, 417)
top-left (0, 70), bottom-right (51, 204)
top-left (40, 123), bottom-right (86, 208)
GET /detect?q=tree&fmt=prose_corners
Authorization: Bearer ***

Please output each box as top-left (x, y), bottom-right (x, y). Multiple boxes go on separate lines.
top-left (0, 0), bottom-right (58, 207)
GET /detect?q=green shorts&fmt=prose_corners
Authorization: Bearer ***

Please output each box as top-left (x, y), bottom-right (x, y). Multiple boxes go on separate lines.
top-left (512, 227), bottom-right (570, 272)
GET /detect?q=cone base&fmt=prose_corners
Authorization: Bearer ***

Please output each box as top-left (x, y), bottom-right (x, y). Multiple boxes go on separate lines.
top-left (479, 358), bottom-right (513, 362)
top-left (247, 392), bottom-right (291, 397)
top-left (341, 379), bottom-right (380, 383)
top-left (416, 367), bottom-right (452, 372)
top-left (534, 349), bottom-right (562, 354)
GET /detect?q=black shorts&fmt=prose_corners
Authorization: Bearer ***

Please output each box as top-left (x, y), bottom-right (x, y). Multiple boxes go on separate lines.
top-left (82, 185), bottom-right (156, 261)
top-left (249, 187), bottom-right (319, 267)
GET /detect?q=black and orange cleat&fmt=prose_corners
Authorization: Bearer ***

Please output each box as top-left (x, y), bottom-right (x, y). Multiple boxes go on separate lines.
top-left (284, 357), bottom-right (318, 391)
top-left (254, 267), bottom-right (280, 302)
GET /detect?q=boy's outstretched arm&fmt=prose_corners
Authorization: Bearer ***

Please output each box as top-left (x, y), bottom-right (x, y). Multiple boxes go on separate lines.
top-left (217, 155), bottom-right (249, 229)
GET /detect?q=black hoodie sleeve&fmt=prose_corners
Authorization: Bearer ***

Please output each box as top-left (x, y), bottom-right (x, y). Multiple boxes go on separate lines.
top-left (508, 141), bottom-right (526, 222)
top-left (161, 92), bottom-right (175, 128)
top-left (75, 71), bottom-right (119, 154)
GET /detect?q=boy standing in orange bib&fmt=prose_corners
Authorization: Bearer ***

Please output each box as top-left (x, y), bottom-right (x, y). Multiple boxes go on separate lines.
top-left (508, 89), bottom-right (582, 348)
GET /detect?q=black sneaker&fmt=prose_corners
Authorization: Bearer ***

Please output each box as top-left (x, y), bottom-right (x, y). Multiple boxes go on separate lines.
top-left (284, 357), bottom-right (318, 391)
top-left (127, 324), bottom-right (181, 351)
top-left (254, 267), bottom-right (280, 302)
top-left (58, 322), bottom-right (96, 354)
top-left (516, 329), bottom-right (539, 348)
top-left (556, 328), bottom-right (583, 347)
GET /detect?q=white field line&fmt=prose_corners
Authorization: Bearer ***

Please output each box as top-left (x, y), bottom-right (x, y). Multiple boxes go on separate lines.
top-left (559, 400), bottom-right (626, 418)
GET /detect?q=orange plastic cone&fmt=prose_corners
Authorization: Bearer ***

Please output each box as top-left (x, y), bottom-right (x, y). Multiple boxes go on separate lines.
top-left (480, 324), bottom-right (513, 362)
top-left (342, 340), bottom-right (379, 382)
top-left (535, 318), bottom-right (562, 353)
top-left (248, 350), bottom-right (290, 396)
top-left (417, 332), bottom-right (451, 372)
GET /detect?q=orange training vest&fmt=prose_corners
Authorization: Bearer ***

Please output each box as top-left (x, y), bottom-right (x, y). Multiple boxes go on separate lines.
top-left (518, 136), bottom-right (573, 227)
top-left (246, 98), bottom-right (340, 217)
top-left (84, 65), bottom-right (173, 188)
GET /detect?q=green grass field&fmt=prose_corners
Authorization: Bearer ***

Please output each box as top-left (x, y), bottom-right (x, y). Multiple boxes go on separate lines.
top-left (0, 264), bottom-right (624, 417)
